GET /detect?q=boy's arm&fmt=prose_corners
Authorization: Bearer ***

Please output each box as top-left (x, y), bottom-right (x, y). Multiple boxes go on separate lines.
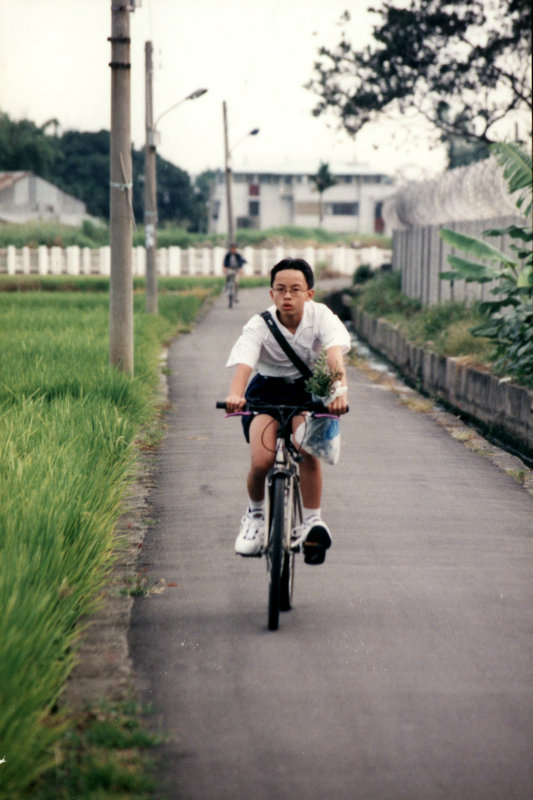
top-left (326, 345), bottom-right (349, 415)
top-left (225, 363), bottom-right (253, 412)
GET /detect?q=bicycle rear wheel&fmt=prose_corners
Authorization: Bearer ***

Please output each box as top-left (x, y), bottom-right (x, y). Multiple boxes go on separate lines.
top-left (267, 475), bottom-right (286, 631)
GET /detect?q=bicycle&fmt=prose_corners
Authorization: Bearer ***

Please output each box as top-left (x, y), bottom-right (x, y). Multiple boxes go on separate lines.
top-left (225, 270), bottom-right (237, 308)
top-left (216, 399), bottom-right (340, 631)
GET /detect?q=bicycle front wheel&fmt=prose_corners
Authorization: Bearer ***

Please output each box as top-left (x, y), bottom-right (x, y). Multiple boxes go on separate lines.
top-left (267, 475), bottom-right (286, 631)
top-left (280, 478), bottom-right (300, 612)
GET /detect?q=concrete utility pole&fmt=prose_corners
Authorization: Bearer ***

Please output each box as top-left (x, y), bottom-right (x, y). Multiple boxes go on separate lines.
top-left (222, 102), bottom-right (259, 247)
top-left (144, 40), bottom-right (158, 314)
top-left (223, 101), bottom-right (234, 247)
top-left (109, 1), bottom-right (134, 373)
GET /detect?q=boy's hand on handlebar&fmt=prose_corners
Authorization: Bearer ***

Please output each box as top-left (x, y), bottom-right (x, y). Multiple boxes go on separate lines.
top-left (327, 392), bottom-right (349, 415)
top-left (225, 394), bottom-right (247, 414)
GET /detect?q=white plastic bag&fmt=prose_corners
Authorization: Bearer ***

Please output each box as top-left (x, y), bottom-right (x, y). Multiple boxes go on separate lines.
top-left (294, 414), bottom-right (341, 465)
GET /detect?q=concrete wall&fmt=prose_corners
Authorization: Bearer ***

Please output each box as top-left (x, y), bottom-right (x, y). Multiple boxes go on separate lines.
top-left (351, 307), bottom-right (533, 459)
top-left (392, 215), bottom-right (523, 306)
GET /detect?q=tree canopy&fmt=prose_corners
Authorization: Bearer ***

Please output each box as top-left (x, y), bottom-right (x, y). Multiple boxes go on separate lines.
top-left (310, 162), bottom-right (338, 224)
top-left (0, 113), bottom-right (211, 230)
top-left (307, 0), bottom-right (532, 164)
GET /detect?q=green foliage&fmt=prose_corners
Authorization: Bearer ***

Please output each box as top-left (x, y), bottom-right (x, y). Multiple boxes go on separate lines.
top-left (51, 129), bottom-right (110, 218)
top-left (133, 224), bottom-right (202, 249)
top-left (0, 113), bottom-right (205, 228)
top-left (0, 283), bottom-right (217, 797)
top-left (0, 218), bottom-right (391, 250)
top-left (440, 143), bottom-right (533, 385)
top-left (352, 270), bottom-right (492, 361)
top-left (493, 142), bottom-right (532, 218)
top-left (307, 1), bottom-right (531, 151)
top-left (305, 346), bottom-right (342, 399)
top-left (352, 264), bottom-right (374, 285)
top-left (310, 162), bottom-right (338, 223)
top-left (354, 269), bottom-right (421, 318)
top-left (0, 113), bottom-right (58, 176)
top-left (0, 219), bottom-right (109, 249)
top-left (29, 702), bottom-right (160, 800)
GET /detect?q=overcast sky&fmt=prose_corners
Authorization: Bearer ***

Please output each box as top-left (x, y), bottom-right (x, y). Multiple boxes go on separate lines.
top-left (0, 0), bottom-right (450, 180)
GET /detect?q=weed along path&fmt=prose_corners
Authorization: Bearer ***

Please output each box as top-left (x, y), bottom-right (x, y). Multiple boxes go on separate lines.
top-left (130, 285), bottom-right (533, 800)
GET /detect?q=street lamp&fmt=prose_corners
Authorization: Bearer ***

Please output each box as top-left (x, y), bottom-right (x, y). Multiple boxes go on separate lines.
top-left (222, 100), bottom-right (259, 246)
top-left (154, 87), bottom-right (208, 128)
top-left (144, 40), bottom-right (207, 313)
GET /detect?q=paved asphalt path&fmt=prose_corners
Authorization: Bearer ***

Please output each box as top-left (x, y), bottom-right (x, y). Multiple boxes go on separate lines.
top-left (130, 285), bottom-right (533, 800)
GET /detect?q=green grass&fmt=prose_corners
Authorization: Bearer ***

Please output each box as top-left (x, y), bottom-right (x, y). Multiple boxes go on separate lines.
top-left (0, 280), bottom-right (220, 798)
top-left (0, 274), bottom-right (269, 294)
top-left (0, 219), bottom-right (391, 249)
top-left (0, 219), bottom-right (110, 249)
top-left (27, 701), bottom-right (162, 800)
top-left (353, 270), bottom-right (494, 365)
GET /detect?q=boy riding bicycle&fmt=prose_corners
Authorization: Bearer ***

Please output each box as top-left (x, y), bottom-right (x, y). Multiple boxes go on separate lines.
top-left (224, 257), bottom-right (350, 565)
top-left (223, 243), bottom-right (246, 301)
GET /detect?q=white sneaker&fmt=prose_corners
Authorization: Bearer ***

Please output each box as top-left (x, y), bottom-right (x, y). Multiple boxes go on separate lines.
top-left (235, 509), bottom-right (265, 556)
top-left (300, 517), bottom-right (332, 565)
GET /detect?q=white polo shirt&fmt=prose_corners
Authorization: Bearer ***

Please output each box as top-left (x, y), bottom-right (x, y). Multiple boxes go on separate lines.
top-left (226, 301), bottom-right (351, 379)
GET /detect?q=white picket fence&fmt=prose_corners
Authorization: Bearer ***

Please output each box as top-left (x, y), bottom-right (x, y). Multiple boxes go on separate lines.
top-left (0, 244), bottom-right (391, 278)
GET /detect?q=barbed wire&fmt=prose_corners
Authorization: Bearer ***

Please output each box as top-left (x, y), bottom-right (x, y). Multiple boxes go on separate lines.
top-left (383, 156), bottom-right (519, 230)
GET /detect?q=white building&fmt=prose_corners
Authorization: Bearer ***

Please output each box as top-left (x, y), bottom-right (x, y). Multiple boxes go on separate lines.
top-left (208, 162), bottom-right (396, 237)
top-left (0, 171), bottom-right (89, 225)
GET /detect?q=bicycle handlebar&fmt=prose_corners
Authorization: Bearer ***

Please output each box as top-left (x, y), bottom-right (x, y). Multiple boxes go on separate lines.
top-left (216, 400), bottom-right (349, 414)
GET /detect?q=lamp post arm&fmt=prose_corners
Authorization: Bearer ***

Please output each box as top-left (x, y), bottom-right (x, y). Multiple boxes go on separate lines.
top-left (154, 88), bottom-right (208, 128)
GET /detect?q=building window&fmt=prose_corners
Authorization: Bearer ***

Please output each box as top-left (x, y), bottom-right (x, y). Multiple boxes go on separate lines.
top-left (326, 202), bottom-right (359, 216)
top-left (374, 201), bottom-right (384, 233)
top-left (248, 200), bottom-right (260, 217)
top-left (249, 183), bottom-right (260, 196)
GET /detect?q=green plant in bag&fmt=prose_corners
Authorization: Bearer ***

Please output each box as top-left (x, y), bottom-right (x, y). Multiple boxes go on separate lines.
top-left (305, 346), bottom-right (343, 399)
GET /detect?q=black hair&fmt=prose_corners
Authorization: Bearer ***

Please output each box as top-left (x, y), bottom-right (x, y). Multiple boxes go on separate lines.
top-left (270, 257), bottom-right (314, 289)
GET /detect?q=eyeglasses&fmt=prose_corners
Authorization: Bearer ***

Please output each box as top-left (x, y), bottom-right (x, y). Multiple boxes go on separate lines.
top-left (272, 287), bottom-right (308, 296)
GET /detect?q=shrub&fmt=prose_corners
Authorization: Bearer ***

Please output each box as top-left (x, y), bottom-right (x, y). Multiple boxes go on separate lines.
top-left (440, 142), bottom-right (533, 386)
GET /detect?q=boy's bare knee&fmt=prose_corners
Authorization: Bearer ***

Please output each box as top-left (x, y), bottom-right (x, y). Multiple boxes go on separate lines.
top-left (250, 453), bottom-right (274, 478)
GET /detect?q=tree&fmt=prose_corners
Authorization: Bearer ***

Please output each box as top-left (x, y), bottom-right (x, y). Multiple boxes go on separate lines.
top-left (191, 170), bottom-right (217, 233)
top-left (310, 162), bottom-right (338, 224)
top-left (307, 1), bottom-right (532, 161)
top-left (131, 148), bottom-right (193, 227)
top-left (0, 113), bottom-right (58, 176)
top-left (0, 113), bottom-right (203, 226)
top-left (53, 129), bottom-right (111, 218)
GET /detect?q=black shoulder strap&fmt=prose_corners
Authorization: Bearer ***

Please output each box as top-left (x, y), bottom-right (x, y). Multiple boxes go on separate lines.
top-left (260, 310), bottom-right (312, 379)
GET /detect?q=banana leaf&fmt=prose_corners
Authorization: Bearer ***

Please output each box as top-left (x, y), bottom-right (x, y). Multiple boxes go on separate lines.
top-left (440, 227), bottom-right (515, 266)
top-left (440, 255), bottom-right (498, 282)
top-left (483, 225), bottom-right (533, 242)
top-left (492, 142), bottom-right (532, 217)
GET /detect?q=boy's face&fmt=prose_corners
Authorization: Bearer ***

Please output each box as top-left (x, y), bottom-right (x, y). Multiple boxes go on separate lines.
top-left (270, 269), bottom-right (314, 316)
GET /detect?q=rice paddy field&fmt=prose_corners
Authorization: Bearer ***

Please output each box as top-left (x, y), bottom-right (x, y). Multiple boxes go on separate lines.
top-left (0, 277), bottom-right (223, 797)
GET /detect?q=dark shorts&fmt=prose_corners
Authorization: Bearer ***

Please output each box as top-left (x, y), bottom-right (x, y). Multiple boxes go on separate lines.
top-left (242, 374), bottom-right (312, 442)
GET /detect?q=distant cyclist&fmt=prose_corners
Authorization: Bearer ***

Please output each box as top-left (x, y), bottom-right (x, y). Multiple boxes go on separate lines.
top-left (223, 243), bottom-right (246, 302)
top-left (224, 257), bottom-right (350, 564)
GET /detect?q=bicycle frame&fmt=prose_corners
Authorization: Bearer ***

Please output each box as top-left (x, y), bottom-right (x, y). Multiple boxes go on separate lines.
top-left (217, 399), bottom-right (336, 629)
top-left (225, 271), bottom-right (237, 308)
